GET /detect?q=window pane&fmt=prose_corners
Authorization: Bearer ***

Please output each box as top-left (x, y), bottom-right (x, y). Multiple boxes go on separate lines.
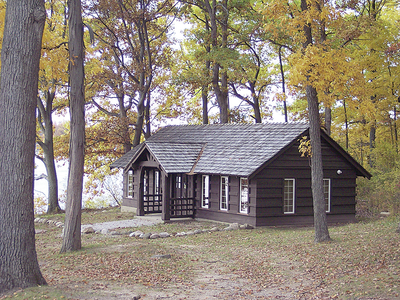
top-left (202, 175), bottom-right (209, 208)
top-left (240, 178), bottom-right (249, 213)
top-left (324, 179), bottom-right (330, 213)
top-left (220, 176), bottom-right (228, 210)
top-left (284, 179), bottom-right (295, 213)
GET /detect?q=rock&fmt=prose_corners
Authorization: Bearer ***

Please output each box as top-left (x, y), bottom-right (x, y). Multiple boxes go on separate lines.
top-left (34, 218), bottom-right (40, 223)
top-left (129, 230), bottom-right (144, 237)
top-left (140, 232), bottom-right (151, 239)
top-left (175, 232), bottom-right (186, 236)
top-left (56, 222), bottom-right (64, 227)
top-left (35, 229), bottom-right (47, 234)
top-left (186, 231), bottom-right (195, 235)
top-left (159, 232), bottom-right (170, 238)
top-left (151, 254), bottom-right (171, 259)
top-left (223, 226), bottom-right (235, 231)
top-left (230, 223), bottom-right (240, 230)
top-left (194, 229), bottom-right (202, 234)
top-left (132, 295), bottom-right (141, 300)
top-left (210, 227), bottom-right (220, 232)
top-left (240, 223), bottom-right (254, 230)
top-left (101, 228), bottom-right (109, 235)
top-left (150, 233), bottom-right (160, 239)
top-left (82, 227), bottom-right (95, 234)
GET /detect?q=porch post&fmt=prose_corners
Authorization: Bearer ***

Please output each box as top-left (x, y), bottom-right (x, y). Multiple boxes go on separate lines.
top-left (162, 172), bottom-right (170, 222)
top-left (137, 167), bottom-right (144, 216)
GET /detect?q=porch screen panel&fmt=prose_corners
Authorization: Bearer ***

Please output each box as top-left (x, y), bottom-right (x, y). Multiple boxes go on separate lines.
top-left (284, 178), bottom-right (295, 214)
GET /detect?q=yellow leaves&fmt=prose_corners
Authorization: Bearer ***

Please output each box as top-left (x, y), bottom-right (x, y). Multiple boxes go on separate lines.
top-left (298, 135), bottom-right (312, 158)
top-left (288, 45), bottom-right (365, 107)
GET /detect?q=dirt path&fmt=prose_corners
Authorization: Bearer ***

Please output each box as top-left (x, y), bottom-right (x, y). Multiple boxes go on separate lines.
top-left (57, 253), bottom-right (322, 300)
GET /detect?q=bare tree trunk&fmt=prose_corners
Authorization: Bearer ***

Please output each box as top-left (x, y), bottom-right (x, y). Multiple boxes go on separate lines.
top-left (307, 85), bottom-right (331, 243)
top-left (325, 106), bottom-right (331, 135)
top-left (61, 0), bottom-right (85, 253)
top-left (301, 0), bottom-right (331, 243)
top-left (0, 0), bottom-right (47, 292)
top-left (202, 86), bottom-right (209, 124)
top-left (369, 124), bottom-right (376, 168)
top-left (278, 46), bottom-right (288, 123)
top-left (343, 99), bottom-right (349, 150)
top-left (37, 91), bottom-right (61, 214)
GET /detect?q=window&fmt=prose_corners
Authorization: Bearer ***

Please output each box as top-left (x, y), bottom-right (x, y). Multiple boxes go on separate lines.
top-left (324, 178), bottom-right (331, 213)
top-left (240, 178), bottom-right (249, 214)
top-left (220, 176), bottom-right (229, 211)
top-left (202, 175), bottom-right (209, 208)
top-left (127, 170), bottom-right (134, 198)
top-left (284, 179), bottom-right (295, 214)
top-left (154, 170), bottom-right (160, 201)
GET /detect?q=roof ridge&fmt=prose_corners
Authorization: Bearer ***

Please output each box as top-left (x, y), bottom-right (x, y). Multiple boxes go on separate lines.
top-left (163, 122), bottom-right (308, 127)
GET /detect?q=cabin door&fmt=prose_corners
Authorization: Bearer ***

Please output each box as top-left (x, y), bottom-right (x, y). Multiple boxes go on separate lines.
top-left (142, 168), bottom-right (162, 214)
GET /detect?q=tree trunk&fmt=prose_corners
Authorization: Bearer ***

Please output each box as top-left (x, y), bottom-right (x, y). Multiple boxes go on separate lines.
top-left (368, 124), bottom-right (376, 168)
top-left (37, 91), bottom-right (61, 214)
top-left (325, 106), bottom-right (331, 135)
top-left (307, 85), bottom-right (331, 243)
top-left (202, 86), bottom-right (209, 124)
top-left (61, 0), bottom-right (85, 253)
top-left (0, 0), bottom-right (47, 292)
top-left (301, 0), bottom-right (331, 243)
top-left (278, 46), bottom-right (288, 123)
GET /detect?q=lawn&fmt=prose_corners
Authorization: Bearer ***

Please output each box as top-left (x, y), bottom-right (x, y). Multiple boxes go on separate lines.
top-left (1, 209), bottom-right (399, 299)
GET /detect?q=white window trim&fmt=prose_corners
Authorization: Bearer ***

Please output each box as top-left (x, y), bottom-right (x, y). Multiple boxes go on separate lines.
top-left (240, 178), bottom-right (249, 214)
top-left (220, 176), bottom-right (229, 211)
top-left (127, 170), bottom-right (134, 198)
top-left (284, 178), bottom-right (295, 214)
top-left (324, 178), bottom-right (331, 213)
top-left (202, 175), bottom-right (210, 209)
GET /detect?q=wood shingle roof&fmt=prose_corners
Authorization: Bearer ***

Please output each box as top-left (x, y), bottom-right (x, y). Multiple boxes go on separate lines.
top-left (111, 123), bottom-right (311, 177)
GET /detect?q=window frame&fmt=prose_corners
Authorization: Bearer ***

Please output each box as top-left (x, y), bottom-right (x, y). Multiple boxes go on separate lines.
top-left (202, 175), bottom-right (210, 209)
top-left (220, 176), bottom-right (229, 211)
top-left (283, 178), bottom-right (295, 214)
top-left (127, 169), bottom-right (134, 198)
top-left (323, 178), bottom-right (331, 213)
top-left (240, 178), bottom-right (249, 214)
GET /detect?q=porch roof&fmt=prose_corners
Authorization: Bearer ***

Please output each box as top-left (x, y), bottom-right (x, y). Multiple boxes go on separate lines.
top-left (111, 123), bottom-right (310, 177)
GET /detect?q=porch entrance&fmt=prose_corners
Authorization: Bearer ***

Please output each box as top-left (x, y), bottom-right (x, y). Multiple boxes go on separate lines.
top-left (140, 168), bottom-right (195, 218)
top-left (142, 168), bottom-right (162, 214)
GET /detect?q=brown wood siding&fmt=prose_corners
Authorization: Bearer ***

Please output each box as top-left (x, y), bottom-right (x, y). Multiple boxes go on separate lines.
top-left (194, 174), bottom-right (257, 219)
top-left (255, 214), bottom-right (356, 227)
top-left (254, 138), bottom-right (358, 224)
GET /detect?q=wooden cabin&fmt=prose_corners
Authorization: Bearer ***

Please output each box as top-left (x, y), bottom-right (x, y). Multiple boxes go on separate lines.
top-left (110, 123), bottom-right (371, 227)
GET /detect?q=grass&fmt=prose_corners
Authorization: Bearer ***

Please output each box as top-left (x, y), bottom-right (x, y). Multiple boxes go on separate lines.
top-left (2, 210), bottom-right (400, 299)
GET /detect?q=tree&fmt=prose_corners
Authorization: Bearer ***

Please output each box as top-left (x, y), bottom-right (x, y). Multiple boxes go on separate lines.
top-left (61, 0), bottom-right (85, 253)
top-left (299, 0), bottom-right (331, 243)
top-left (86, 0), bottom-right (177, 147)
top-left (36, 0), bottom-right (70, 214)
top-left (0, 0), bottom-right (47, 292)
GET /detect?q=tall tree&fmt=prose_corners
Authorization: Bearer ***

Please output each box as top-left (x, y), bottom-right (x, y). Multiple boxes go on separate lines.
top-left (0, 0), bottom-right (47, 292)
top-left (36, 0), bottom-right (69, 214)
top-left (300, 0), bottom-right (331, 243)
top-left (61, 0), bottom-right (85, 252)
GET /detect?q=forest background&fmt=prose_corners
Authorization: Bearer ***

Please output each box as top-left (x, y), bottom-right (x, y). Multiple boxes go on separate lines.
top-left (2, 0), bottom-right (398, 216)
